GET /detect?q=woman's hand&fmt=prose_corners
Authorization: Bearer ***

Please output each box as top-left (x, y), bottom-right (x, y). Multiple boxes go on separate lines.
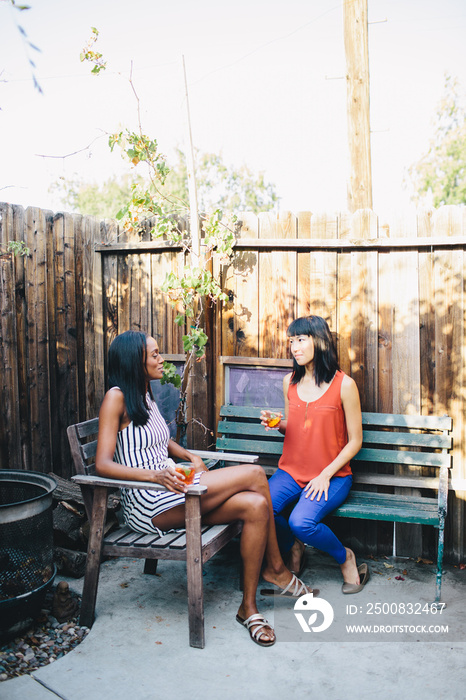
top-left (304, 472), bottom-right (331, 501)
top-left (189, 454), bottom-right (208, 472)
top-left (153, 465), bottom-right (188, 494)
top-left (260, 410), bottom-right (283, 431)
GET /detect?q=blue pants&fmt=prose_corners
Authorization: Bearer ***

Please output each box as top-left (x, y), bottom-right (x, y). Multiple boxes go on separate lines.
top-left (268, 468), bottom-right (353, 565)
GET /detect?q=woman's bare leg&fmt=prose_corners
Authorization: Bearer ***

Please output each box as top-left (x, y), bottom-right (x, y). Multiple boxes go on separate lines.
top-left (153, 482), bottom-right (275, 642)
top-left (200, 464), bottom-right (297, 589)
top-left (154, 464), bottom-right (306, 591)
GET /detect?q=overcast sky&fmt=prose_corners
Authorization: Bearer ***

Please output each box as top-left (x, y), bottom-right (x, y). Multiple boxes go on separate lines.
top-left (1, 0), bottom-right (466, 220)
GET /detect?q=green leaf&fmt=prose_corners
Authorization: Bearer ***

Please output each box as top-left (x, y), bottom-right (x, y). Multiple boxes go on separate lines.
top-left (115, 206), bottom-right (128, 220)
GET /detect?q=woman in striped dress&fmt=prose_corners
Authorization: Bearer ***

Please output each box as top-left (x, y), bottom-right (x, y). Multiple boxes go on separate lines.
top-left (96, 330), bottom-right (314, 647)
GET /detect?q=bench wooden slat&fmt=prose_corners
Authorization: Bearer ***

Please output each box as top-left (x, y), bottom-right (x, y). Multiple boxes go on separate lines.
top-left (217, 421), bottom-right (452, 451)
top-left (333, 503), bottom-right (438, 525)
top-left (361, 412), bottom-right (452, 430)
top-left (217, 421), bottom-right (274, 437)
top-left (199, 524), bottom-right (243, 549)
top-left (354, 447), bottom-right (451, 468)
top-left (103, 525), bottom-right (135, 544)
top-left (341, 490), bottom-right (438, 507)
top-left (361, 430), bottom-right (451, 449)
top-left (353, 473), bottom-right (448, 490)
top-left (81, 441), bottom-right (98, 460)
top-left (168, 526), bottom-right (211, 550)
top-left (76, 418), bottom-right (100, 438)
top-left (112, 530), bottom-right (155, 547)
top-left (130, 532), bottom-right (164, 547)
top-left (220, 405), bottom-right (266, 419)
top-left (216, 436), bottom-right (284, 455)
top-left (151, 530), bottom-right (190, 547)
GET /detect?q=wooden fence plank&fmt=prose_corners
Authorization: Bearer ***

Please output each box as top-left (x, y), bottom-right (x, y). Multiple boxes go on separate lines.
top-left (11, 205), bottom-right (29, 468)
top-left (308, 213), bottom-right (338, 328)
top-left (230, 212), bottom-right (259, 357)
top-left (350, 209), bottom-right (378, 411)
top-left (258, 212), bottom-right (297, 358)
top-left (297, 211), bottom-right (312, 318)
top-left (24, 207), bottom-right (52, 472)
top-left (418, 208), bottom-right (436, 416)
top-left (102, 251), bottom-right (119, 363)
top-left (82, 216), bottom-right (104, 420)
top-left (337, 212), bottom-right (353, 376)
top-left (0, 204), bottom-right (21, 469)
top-left (48, 213), bottom-right (80, 479)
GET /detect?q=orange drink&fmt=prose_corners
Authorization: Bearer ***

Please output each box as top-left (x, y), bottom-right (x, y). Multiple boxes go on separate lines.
top-left (266, 413), bottom-right (281, 428)
top-left (175, 465), bottom-right (195, 485)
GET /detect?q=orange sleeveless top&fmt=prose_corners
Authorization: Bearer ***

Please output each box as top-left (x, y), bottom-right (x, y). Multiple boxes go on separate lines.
top-left (278, 370), bottom-right (352, 487)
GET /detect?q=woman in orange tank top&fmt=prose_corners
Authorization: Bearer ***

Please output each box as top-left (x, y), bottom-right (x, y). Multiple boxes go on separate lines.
top-left (261, 316), bottom-right (369, 594)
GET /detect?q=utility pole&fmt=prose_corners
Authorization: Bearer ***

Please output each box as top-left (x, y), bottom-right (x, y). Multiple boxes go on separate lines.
top-left (343, 0), bottom-right (373, 212)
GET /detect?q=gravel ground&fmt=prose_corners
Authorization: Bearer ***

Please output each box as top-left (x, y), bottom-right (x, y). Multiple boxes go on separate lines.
top-left (0, 586), bottom-right (88, 682)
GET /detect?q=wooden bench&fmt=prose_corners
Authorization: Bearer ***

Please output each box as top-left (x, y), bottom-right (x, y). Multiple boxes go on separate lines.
top-left (215, 406), bottom-right (453, 603)
top-left (67, 418), bottom-right (258, 648)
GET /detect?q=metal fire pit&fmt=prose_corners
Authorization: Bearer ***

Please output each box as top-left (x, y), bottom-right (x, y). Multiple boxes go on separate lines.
top-left (0, 470), bottom-right (57, 633)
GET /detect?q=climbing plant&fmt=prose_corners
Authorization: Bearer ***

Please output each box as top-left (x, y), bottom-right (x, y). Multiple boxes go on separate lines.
top-left (81, 30), bottom-right (237, 440)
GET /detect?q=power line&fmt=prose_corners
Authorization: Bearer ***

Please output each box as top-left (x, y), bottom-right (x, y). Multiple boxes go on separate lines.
top-left (189, 2), bottom-right (342, 86)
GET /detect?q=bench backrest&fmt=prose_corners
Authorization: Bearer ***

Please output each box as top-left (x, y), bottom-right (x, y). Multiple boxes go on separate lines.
top-left (216, 406), bottom-right (453, 487)
top-left (67, 418), bottom-right (100, 477)
top-left (67, 418), bottom-right (100, 520)
top-left (68, 408), bottom-right (453, 512)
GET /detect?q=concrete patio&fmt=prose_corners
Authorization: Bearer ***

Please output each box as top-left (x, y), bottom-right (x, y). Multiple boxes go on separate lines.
top-left (2, 542), bottom-right (465, 700)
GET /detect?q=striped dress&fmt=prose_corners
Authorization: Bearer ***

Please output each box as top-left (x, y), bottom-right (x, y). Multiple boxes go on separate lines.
top-left (114, 391), bottom-right (201, 534)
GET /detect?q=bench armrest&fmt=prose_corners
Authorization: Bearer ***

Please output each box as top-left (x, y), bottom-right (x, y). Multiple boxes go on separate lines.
top-left (189, 449), bottom-right (259, 463)
top-left (71, 473), bottom-right (207, 496)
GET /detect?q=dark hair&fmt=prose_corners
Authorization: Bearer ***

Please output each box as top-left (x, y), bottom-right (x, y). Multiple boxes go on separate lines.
top-left (287, 315), bottom-right (339, 387)
top-left (107, 330), bottom-right (153, 426)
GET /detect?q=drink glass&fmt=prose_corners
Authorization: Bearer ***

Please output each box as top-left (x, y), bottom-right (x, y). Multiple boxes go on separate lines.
top-left (266, 412), bottom-right (281, 428)
top-left (175, 465), bottom-right (195, 485)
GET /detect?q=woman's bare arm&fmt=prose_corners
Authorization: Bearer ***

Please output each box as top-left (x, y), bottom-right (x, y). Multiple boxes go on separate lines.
top-left (167, 440), bottom-right (208, 472)
top-left (95, 389), bottom-right (185, 492)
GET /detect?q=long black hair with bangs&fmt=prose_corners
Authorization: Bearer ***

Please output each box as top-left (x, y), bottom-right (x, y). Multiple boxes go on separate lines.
top-left (287, 315), bottom-right (339, 387)
top-left (107, 330), bottom-right (154, 426)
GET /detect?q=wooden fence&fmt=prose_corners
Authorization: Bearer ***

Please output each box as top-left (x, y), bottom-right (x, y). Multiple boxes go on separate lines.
top-left (1, 202), bottom-right (465, 562)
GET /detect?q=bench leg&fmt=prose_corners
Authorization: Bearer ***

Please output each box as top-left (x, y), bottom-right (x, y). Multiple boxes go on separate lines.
top-left (143, 559), bottom-right (158, 575)
top-left (185, 493), bottom-right (205, 649)
top-left (79, 486), bottom-right (108, 628)
top-left (434, 517), bottom-right (446, 605)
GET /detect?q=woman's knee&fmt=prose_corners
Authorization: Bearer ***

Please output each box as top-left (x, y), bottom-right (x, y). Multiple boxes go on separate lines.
top-left (243, 463), bottom-right (269, 492)
top-left (289, 511), bottom-right (318, 542)
top-left (241, 491), bottom-right (269, 521)
top-left (250, 463), bottom-right (268, 482)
